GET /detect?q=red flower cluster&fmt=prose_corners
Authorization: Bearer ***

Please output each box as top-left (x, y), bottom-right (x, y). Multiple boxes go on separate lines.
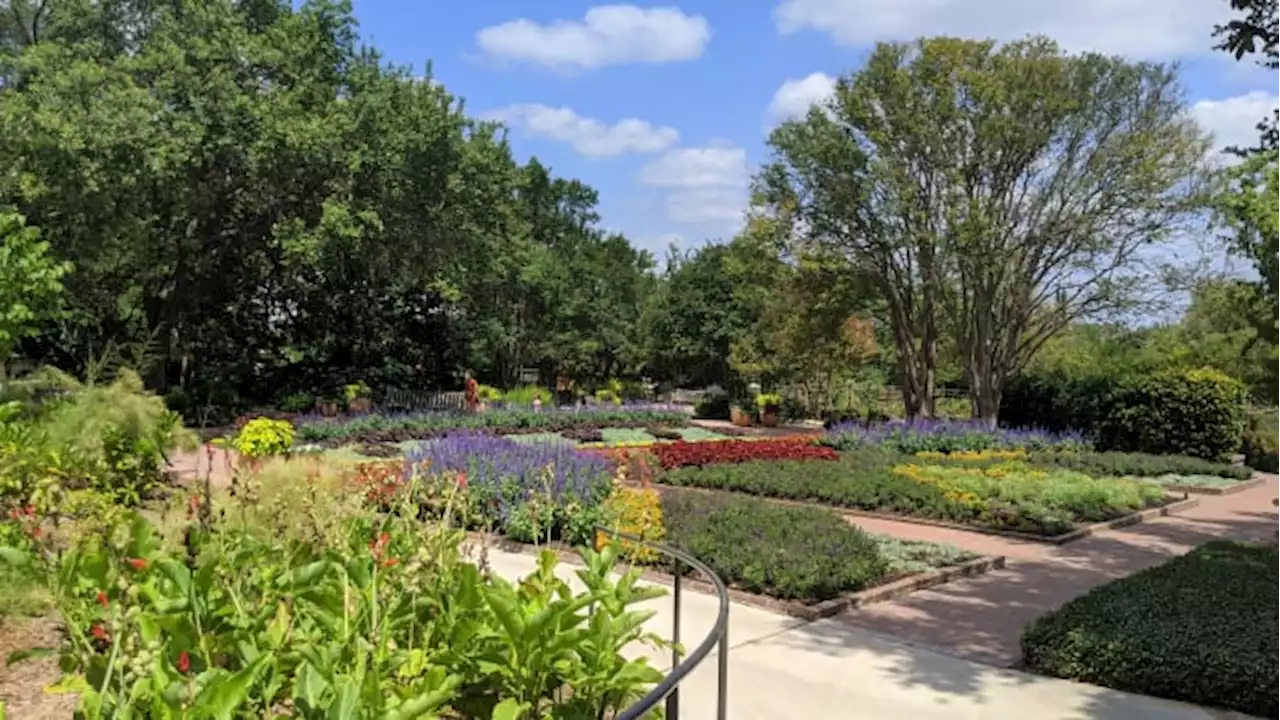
top-left (651, 438), bottom-right (838, 470)
top-left (353, 461), bottom-right (405, 504)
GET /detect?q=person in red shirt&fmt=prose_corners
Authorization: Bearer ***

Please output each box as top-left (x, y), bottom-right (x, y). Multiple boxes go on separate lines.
top-left (464, 373), bottom-right (479, 413)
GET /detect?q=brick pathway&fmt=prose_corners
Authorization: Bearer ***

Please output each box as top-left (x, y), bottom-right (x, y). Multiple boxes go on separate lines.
top-left (836, 475), bottom-right (1279, 667)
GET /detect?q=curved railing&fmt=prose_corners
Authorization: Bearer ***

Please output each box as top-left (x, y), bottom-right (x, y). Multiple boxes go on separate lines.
top-left (596, 524), bottom-right (730, 720)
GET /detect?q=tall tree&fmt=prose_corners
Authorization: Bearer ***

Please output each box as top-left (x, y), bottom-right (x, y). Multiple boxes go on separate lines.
top-left (757, 36), bottom-right (1210, 423)
top-left (0, 210), bottom-right (70, 370)
top-left (1213, 0), bottom-right (1279, 153)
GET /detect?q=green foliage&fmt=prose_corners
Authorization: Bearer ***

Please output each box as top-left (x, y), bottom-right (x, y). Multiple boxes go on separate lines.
top-left (276, 392), bottom-right (316, 413)
top-left (1025, 451), bottom-right (1253, 480)
top-left (662, 490), bottom-right (889, 602)
top-left (758, 36), bottom-right (1210, 421)
top-left (1022, 541), bottom-right (1277, 718)
top-left (499, 385), bottom-right (550, 405)
top-left (231, 418), bottom-right (295, 458)
top-left (1005, 366), bottom-right (1249, 460)
top-left (476, 384), bottom-right (504, 402)
top-left (755, 393), bottom-right (782, 411)
top-left (693, 392), bottom-right (730, 420)
top-left (0, 210), bottom-right (72, 365)
top-left (1242, 409), bottom-right (1279, 472)
top-left (659, 451), bottom-right (1166, 536)
top-left (342, 381), bottom-right (370, 402)
top-left (297, 407), bottom-right (688, 445)
top-left (3, 501), bottom-right (668, 718)
top-left (1099, 368), bottom-right (1246, 461)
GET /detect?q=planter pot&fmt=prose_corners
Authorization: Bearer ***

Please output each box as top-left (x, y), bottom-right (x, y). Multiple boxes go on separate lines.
top-left (347, 397), bottom-right (372, 414)
top-left (318, 402), bottom-right (339, 418)
top-left (759, 409), bottom-right (779, 427)
top-left (730, 406), bottom-right (755, 427)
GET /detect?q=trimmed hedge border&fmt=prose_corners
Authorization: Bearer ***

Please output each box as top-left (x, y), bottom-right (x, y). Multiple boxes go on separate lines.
top-left (655, 483), bottom-right (1201, 546)
top-left (476, 532), bottom-right (1005, 621)
top-left (1021, 541), bottom-right (1278, 718)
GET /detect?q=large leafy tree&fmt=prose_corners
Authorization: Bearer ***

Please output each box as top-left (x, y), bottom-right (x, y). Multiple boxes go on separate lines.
top-left (0, 210), bottom-right (70, 370)
top-left (757, 36), bottom-right (1210, 423)
top-left (1213, 0), bottom-right (1278, 153)
top-left (0, 0), bottom-right (648, 413)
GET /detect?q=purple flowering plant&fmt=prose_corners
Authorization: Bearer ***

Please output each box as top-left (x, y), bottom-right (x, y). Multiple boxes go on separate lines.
top-left (404, 432), bottom-right (614, 544)
top-left (821, 419), bottom-right (1089, 455)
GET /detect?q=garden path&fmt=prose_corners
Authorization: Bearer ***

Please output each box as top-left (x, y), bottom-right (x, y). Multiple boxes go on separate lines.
top-left (485, 542), bottom-right (1255, 720)
top-left (835, 474), bottom-right (1279, 668)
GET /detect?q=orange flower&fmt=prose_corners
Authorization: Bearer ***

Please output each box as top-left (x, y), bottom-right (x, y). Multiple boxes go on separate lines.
top-left (125, 557), bottom-right (147, 571)
top-left (380, 557), bottom-right (400, 569)
top-left (177, 650), bottom-right (191, 674)
top-left (457, 472), bottom-right (468, 490)
top-left (91, 624), bottom-right (109, 641)
top-left (96, 591), bottom-right (109, 608)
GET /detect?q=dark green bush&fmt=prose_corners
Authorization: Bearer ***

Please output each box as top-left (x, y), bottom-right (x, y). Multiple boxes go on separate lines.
top-left (1243, 410), bottom-right (1278, 473)
top-left (1021, 541), bottom-right (1278, 718)
top-left (1026, 451), bottom-right (1252, 480)
top-left (661, 490), bottom-right (888, 602)
top-left (693, 392), bottom-right (730, 420)
top-left (1097, 368), bottom-right (1246, 461)
top-left (1003, 367), bottom-right (1247, 461)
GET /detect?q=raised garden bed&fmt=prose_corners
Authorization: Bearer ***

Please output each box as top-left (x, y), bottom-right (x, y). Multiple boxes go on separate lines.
top-left (485, 490), bottom-right (1003, 620)
top-left (656, 451), bottom-right (1190, 541)
top-left (1133, 473), bottom-right (1266, 496)
top-left (1022, 541), bottom-right (1278, 718)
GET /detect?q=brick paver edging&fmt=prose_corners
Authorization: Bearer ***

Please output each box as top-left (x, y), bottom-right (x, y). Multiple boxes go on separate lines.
top-left (655, 484), bottom-right (1200, 546)
top-left (471, 532), bottom-right (1005, 622)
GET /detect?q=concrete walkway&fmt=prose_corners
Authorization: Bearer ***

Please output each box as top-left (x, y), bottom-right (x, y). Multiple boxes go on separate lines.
top-left (836, 475), bottom-right (1279, 667)
top-left (483, 543), bottom-right (1254, 720)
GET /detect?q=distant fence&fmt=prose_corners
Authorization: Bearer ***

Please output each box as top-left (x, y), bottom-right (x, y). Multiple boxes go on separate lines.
top-left (378, 388), bottom-right (466, 412)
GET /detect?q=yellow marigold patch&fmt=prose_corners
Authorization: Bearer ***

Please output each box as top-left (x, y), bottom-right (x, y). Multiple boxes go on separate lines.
top-left (597, 482), bottom-right (665, 564)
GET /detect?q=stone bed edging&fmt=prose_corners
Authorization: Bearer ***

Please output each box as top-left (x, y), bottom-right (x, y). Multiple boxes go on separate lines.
top-left (470, 532), bottom-right (1005, 622)
top-left (654, 483), bottom-right (1201, 546)
top-left (1160, 475), bottom-right (1265, 497)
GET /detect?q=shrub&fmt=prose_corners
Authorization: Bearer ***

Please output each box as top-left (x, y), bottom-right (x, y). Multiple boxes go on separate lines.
top-left (501, 384), bottom-right (551, 405)
top-left (661, 491), bottom-right (889, 602)
top-left (230, 417), bottom-right (295, 458)
top-left (1242, 409), bottom-right (1278, 473)
top-left (1004, 367), bottom-right (1249, 461)
top-left (1026, 451), bottom-right (1252, 480)
top-left (755, 393), bottom-right (782, 411)
top-left (1098, 367), bottom-right (1246, 461)
top-left (693, 391), bottom-right (730, 420)
top-left (276, 391), bottom-right (315, 413)
top-left (651, 437), bottom-right (836, 469)
top-left (1021, 541), bottom-right (1277, 718)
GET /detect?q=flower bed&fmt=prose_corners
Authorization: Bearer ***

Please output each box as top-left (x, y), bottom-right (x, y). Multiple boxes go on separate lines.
top-left (295, 405), bottom-right (688, 445)
top-left (1022, 541), bottom-right (1277, 718)
top-left (660, 490), bottom-right (977, 603)
top-left (1024, 451), bottom-right (1252, 480)
top-left (352, 434), bottom-right (614, 545)
top-left (823, 419), bottom-right (1088, 454)
top-left (651, 437), bottom-right (836, 469)
top-left (658, 452), bottom-right (1168, 536)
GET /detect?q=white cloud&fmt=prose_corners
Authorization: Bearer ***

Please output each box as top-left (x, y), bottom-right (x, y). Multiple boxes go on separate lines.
top-left (639, 146), bottom-right (748, 188)
top-left (640, 145), bottom-right (749, 229)
top-left (476, 5), bottom-right (711, 70)
top-left (768, 72), bottom-right (836, 122)
top-left (773, 0), bottom-right (1223, 58)
top-left (1192, 91), bottom-right (1279, 154)
top-left (487, 104), bottom-right (679, 157)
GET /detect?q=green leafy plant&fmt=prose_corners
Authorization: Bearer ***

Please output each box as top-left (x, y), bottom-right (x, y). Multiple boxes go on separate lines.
top-left (1022, 541), bottom-right (1277, 718)
top-left (230, 417), bottom-right (295, 458)
top-left (1026, 450), bottom-right (1252, 480)
top-left (662, 490), bottom-right (889, 602)
top-left (276, 392), bottom-right (315, 413)
top-left (342, 381), bottom-right (371, 402)
top-left (755, 393), bottom-right (782, 411)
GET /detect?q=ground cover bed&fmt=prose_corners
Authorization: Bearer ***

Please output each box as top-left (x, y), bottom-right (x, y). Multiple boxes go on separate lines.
top-left (294, 404), bottom-right (689, 445)
top-left (657, 448), bottom-right (1171, 537)
top-left (1021, 541), bottom-right (1278, 718)
top-left (659, 490), bottom-right (977, 603)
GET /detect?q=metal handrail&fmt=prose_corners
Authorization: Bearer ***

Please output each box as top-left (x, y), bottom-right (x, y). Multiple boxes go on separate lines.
top-left (596, 524), bottom-right (730, 720)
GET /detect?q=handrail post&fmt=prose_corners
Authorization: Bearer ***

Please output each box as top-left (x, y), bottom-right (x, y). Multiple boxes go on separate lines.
top-left (666, 554), bottom-right (682, 718)
top-left (717, 614), bottom-right (728, 720)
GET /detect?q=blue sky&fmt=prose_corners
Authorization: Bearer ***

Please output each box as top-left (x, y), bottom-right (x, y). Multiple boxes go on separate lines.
top-left (350, 0), bottom-right (1279, 260)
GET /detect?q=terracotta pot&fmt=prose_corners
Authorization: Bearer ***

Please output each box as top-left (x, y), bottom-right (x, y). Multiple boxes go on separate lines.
top-left (759, 409), bottom-right (779, 427)
top-left (730, 406), bottom-right (754, 427)
top-left (318, 402), bottom-right (339, 417)
top-left (347, 397), bottom-right (372, 414)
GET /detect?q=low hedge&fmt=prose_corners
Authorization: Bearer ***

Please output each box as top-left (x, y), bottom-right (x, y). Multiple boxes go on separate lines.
top-left (1026, 451), bottom-right (1252, 480)
top-left (661, 490), bottom-right (888, 602)
top-left (1021, 541), bottom-right (1278, 718)
top-left (651, 437), bottom-right (836, 469)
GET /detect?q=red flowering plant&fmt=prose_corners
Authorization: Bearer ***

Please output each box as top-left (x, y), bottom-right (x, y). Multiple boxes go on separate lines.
top-left (651, 437), bottom-right (838, 470)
